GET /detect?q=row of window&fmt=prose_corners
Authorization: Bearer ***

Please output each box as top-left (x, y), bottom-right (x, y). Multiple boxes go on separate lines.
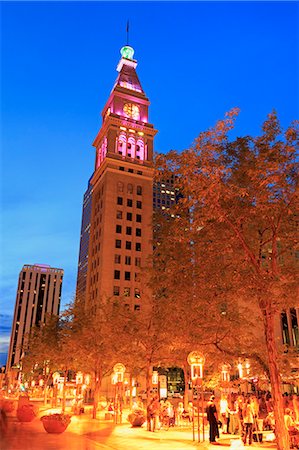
top-left (117, 211), bottom-right (142, 222)
top-left (119, 166), bottom-right (143, 176)
top-left (114, 271), bottom-right (141, 282)
top-left (117, 197), bottom-right (142, 208)
top-left (116, 225), bottom-right (142, 236)
top-left (113, 286), bottom-right (141, 298)
top-left (117, 182), bottom-right (142, 195)
top-left (115, 240), bottom-right (142, 251)
top-left (114, 255), bottom-right (141, 266)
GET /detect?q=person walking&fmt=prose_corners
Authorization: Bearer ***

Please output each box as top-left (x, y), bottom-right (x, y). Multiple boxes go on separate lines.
top-left (206, 395), bottom-right (220, 444)
top-left (243, 397), bottom-right (254, 445)
top-left (147, 395), bottom-right (160, 432)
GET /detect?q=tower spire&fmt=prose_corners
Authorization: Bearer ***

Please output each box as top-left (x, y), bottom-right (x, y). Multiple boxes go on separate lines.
top-left (126, 20), bottom-right (129, 46)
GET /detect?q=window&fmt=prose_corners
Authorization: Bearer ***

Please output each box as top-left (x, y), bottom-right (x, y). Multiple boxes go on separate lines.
top-left (125, 256), bottom-right (131, 265)
top-left (137, 170), bottom-right (143, 175)
top-left (136, 201), bottom-right (142, 209)
top-left (135, 273), bottom-right (141, 282)
top-left (115, 254), bottom-right (121, 264)
top-left (134, 305), bottom-right (141, 311)
top-left (128, 168), bottom-right (134, 173)
top-left (125, 272), bottom-right (131, 281)
top-left (115, 239), bottom-right (121, 248)
top-left (127, 184), bottom-right (133, 194)
top-left (124, 287), bottom-right (130, 297)
top-left (136, 243), bottom-right (141, 251)
top-left (117, 182), bottom-right (124, 192)
top-left (291, 308), bottom-right (299, 347)
top-left (116, 225), bottom-right (122, 233)
top-left (281, 311), bottom-right (290, 345)
top-left (137, 186), bottom-right (142, 195)
top-left (127, 199), bottom-right (133, 207)
top-left (117, 197), bottom-right (123, 205)
top-left (135, 257), bottom-right (141, 267)
top-left (126, 227), bottom-right (132, 235)
top-left (117, 210), bottom-right (123, 219)
top-left (114, 270), bottom-right (120, 280)
top-left (119, 166), bottom-right (125, 171)
top-left (135, 288), bottom-right (141, 298)
top-left (127, 212), bottom-right (132, 221)
top-left (113, 286), bottom-right (120, 296)
top-left (136, 214), bottom-right (142, 223)
top-left (136, 228), bottom-right (142, 237)
top-left (126, 241), bottom-right (132, 250)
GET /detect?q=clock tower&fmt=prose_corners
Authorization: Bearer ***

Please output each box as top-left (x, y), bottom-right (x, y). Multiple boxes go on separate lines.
top-left (85, 46), bottom-right (157, 311)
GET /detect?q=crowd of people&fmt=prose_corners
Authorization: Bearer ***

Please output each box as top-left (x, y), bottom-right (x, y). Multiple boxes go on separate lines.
top-left (139, 391), bottom-right (299, 446)
top-left (217, 392), bottom-right (299, 446)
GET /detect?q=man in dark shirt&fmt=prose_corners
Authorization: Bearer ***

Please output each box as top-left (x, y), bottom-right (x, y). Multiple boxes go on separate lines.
top-left (206, 395), bottom-right (220, 443)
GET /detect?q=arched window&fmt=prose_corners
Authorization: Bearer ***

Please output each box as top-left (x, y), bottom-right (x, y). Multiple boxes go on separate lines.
top-left (102, 137), bottom-right (107, 160)
top-left (117, 182), bottom-right (124, 193)
top-left (127, 183), bottom-right (133, 194)
top-left (136, 139), bottom-right (144, 161)
top-left (96, 137), bottom-right (108, 169)
top-left (118, 133), bottom-right (126, 156)
top-left (127, 136), bottom-right (135, 158)
top-left (96, 146), bottom-right (101, 169)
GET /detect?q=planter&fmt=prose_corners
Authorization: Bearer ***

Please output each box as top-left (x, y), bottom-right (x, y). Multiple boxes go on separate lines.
top-left (41, 414), bottom-right (71, 434)
top-left (16, 404), bottom-right (36, 422)
top-left (127, 410), bottom-right (146, 427)
top-left (0, 399), bottom-right (15, 414)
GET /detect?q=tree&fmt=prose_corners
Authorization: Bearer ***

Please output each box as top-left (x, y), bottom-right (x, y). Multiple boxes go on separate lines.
top-left (155, 110), bottom-right (299, 449)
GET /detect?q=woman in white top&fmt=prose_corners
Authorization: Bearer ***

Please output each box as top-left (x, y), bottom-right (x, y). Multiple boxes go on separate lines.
top-left (242, 398), bottom-right (254, 445)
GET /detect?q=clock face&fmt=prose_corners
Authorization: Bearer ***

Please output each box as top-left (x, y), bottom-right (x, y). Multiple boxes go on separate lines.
top-left (123, 103), bottom-right (140, 120)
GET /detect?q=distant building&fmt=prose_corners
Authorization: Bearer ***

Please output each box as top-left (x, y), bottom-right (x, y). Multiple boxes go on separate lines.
top-left (153, 177), bottom-right (178, 213)
top-left (7, 264), bottom-right (63, 369)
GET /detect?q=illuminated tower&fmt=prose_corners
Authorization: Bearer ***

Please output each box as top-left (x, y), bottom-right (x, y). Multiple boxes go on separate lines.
top-left (7, 264), bottom-right (63, 369)
top-left (85, 45), bottom-right (157, 311)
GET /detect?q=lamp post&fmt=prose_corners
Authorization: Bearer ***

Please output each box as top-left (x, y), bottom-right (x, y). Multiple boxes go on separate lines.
top-left (220, 363), bottom-right (231, 394)
top-left (187, 351), bottom-right (205, 443)
top-left (152, 370), bottom-right (159, 397)
top-left (238, 358), bottom-right (250, 394)
top-left (113, 363), bottom-right (126, 424)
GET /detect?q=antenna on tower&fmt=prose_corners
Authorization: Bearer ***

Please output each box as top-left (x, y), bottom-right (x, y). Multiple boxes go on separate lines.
top-left (126, 20), bottom-right (129, 45)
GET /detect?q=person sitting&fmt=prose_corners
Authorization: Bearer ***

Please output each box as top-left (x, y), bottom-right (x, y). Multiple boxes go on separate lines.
top-left (264, 411), bottom-right (275, 431)
top-left (284, 408), bottom-right (299, 447)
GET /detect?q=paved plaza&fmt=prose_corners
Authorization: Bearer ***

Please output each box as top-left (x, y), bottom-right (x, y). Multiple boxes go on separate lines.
top-left (1, 410), bottom-right (277, 450)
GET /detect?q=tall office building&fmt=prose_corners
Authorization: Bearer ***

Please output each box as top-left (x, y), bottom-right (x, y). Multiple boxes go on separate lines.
top-left (76, 178), bottom-right (93, 304)
top-left (82, 45), bottom-right (157, 311)
top-left (7, 264), bottom-right (63, 369)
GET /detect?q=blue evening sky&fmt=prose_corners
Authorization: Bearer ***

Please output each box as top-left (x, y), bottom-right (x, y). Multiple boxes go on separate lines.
top-left (1, 1), bottom-right (298, 365)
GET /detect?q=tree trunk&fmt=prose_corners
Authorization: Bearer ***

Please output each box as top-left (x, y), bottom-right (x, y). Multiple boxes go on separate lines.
top-left (263, 306), bottom-right (290, 450)
top-left (146, 363), bottom-right (152, 406)
top-left (129, 373), bottom-right (133, 409)
top-left (92, 371), bottom-right (102, 420)
top-left (61, 369), bottom-right (68, 413)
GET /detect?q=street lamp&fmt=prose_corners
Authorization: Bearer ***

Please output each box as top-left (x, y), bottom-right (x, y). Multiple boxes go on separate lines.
top-left (220, 363), bottom-right (231, 395)
top-left (187, 351), bottom-right (205, 443)
top-left (237, 358), bottom-right (250, 394)
top-left (113, 363), bottom-right (126, 424)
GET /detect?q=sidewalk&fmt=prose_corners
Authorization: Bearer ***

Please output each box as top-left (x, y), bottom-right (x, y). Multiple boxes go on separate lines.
top-left (1, 410), bottom-right (277, 450)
